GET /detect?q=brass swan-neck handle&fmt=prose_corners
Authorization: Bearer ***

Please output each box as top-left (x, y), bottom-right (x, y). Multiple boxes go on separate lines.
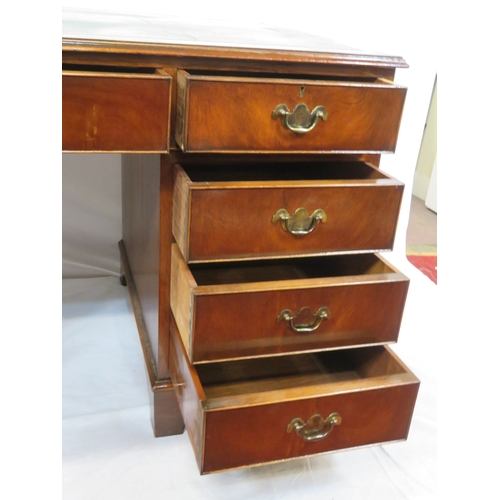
top-left (272, 103), bottom-right (328, 134)
top-left (272, 207), bottom-right (326, 236)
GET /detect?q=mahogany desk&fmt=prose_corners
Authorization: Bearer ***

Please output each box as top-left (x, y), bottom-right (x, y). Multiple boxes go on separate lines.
top-left (63, 9), bottom-right (419, 475)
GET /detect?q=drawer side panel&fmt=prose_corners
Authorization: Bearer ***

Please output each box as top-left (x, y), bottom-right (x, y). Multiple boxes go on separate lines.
top-left (170, 244), bottom-right (196, 357)
top-left (169, 317), bottom-right (204, 471)
top-left (172, 164), bottom-right (192, 260)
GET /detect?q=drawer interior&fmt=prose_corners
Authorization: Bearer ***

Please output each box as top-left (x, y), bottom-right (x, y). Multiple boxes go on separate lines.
top-left (190, 253), bottom-right (394, 286)
top-left (185, 69), bottom-right (380, 83)
top-left (62, 63), bottom-right (158, 74)
top-left (196, 346), bottom-right (405, 399)
top-left (180, 161), bottom-right (388, 182)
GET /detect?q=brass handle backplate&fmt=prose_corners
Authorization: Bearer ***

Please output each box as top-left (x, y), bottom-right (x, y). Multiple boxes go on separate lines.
top-left (272, 207), bottom-right (326, 236)
top-left (287, 412), bottom-right (342, 442)
top-left (277, 306), bottom-right (331, 333)
top-left (272, 103), bottom-right (328, 134)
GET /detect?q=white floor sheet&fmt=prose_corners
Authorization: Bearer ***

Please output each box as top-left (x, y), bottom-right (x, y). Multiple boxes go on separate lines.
top-left (62, 255), bottom-right (437, 499)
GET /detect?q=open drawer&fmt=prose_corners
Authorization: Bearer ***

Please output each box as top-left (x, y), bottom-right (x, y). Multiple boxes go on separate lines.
top-left (62, 66), bottom-right (171, 152)
top-left (175, 70), bottom-right (406, 153)
top-left (173, 160), bottom-right (404, 263)
top-left (170, 244), bottom-right (409, 363)
top-left (170, 317), bottom-right (420, 474)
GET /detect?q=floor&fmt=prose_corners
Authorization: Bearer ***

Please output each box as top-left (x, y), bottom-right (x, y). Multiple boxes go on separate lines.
top-left (406, 195), bottom-right (437, 283)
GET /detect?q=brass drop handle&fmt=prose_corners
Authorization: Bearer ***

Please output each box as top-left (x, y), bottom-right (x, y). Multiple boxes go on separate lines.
top-left (272, 103), bottom-right (328, 134)
top-left (272, 207), bottom-right (326, 236)
top-left (287, 413), bottom-right (342, 442)
top-left (277, 306), bottom-right (331, 333)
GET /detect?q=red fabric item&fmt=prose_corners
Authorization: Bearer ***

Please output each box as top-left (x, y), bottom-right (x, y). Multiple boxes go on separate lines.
top-left (407, 255), bottom-right (437, 284)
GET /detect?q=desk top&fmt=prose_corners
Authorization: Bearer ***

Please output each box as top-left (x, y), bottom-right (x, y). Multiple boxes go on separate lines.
top-left (62, 8), bottom-right (407, 69)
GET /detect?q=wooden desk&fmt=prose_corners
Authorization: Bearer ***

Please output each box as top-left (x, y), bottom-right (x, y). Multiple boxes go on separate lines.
top-left (63, 9), bottom-right (418, 474)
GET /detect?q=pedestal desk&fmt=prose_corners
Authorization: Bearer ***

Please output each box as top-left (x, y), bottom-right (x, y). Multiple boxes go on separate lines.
top-left (62, 9), bottom-right (419, 474)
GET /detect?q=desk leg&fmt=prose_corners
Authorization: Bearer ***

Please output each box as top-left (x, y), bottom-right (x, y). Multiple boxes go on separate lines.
top-left (151, 382), bottom-right (185, 437)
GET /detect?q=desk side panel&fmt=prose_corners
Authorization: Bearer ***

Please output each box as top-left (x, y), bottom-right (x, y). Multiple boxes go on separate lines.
top-left (122, 155), bottom-right (163, 375)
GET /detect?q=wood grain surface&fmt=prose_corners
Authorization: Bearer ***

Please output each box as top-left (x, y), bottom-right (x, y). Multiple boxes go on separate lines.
top-left (170, 245), bottom-right (409, 363)
top-left (169, 318), bottom-right (419, 474)
top-left (176, 72), bottom-right (406, 153)
top-left (62, 69), bottom-right (171, 152)
top-left (173, 161), bottom-right (404, 262)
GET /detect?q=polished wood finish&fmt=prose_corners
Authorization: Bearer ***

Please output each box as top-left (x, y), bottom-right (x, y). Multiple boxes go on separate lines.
top-left (172, 161), bottom-right (404, 262)
top-left (122, 153), bottom-right (179, 382)
top-left (119, 240), bottom-right (184, 436)
top-left (158, 155), bottom-right (176, 380)
top-left (151, 381), bottom-right (185, 437)
top-left (169, 317), bottom-right (206, 465)
top-left (61, 23), bottom-right (408, 71)
top-left (176, 71), bottom-right (406, 153)
top-left (171, 245), bottom-right (409, 363)
top-left (169, 317), bottom-right (419, 474)
top-left (62, 9), bottom-right (407, 79)
top-left (119, 239), bottom-right (157, 387)
top-left (122, 155), bottom-right (163, 373)
top-left (62, 69), bottom-right (171, 152)
top-left (63, 11), bottom-right (417, 472)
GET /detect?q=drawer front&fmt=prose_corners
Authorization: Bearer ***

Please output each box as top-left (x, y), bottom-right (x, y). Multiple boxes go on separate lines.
top-left (176, 71), bottom-right (406, 153)
top-left (173, 162), bottom-right (404, 263)
top-left (169, 318), bottom-right (419, 474)
top-left (171, 245), bottom-right (409, 363)
top-left (62, 70), bottom-right (171, 152)
top-left (203, 383), bottom-right (419, 473)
